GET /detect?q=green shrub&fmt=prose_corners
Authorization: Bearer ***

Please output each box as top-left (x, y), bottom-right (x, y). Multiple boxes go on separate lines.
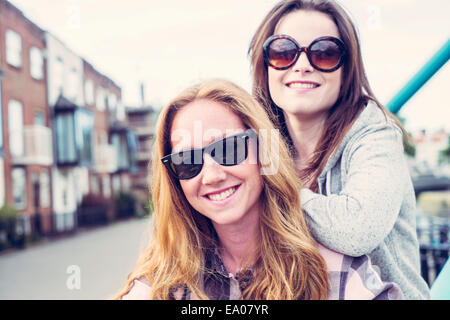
top-left (0, 205), bottom-right (21, 251)
top-left (114, 191), bottom-right (136, 206)
top-left (0, 205), bottom-right (20, 219)
top-left (114, 191), bottom-right (136, 219)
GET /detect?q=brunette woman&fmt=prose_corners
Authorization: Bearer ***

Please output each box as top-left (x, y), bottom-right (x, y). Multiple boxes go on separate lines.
top-left (249, 0), bottom-right (429, 299)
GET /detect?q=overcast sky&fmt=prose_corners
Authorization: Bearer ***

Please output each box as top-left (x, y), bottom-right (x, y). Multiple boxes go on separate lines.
top-left (7, 0), bottom-right (450, 132)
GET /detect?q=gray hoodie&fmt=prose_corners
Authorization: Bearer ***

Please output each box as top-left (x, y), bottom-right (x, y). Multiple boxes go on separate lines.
top-left (300, 101), bottom-right (430, 299)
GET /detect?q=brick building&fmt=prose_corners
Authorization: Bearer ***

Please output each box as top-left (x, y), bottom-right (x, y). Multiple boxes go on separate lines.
top-left (83, 59), bottom-right (137, 220)
top-left (0, 0), bottom-right (53, 234)
top-left (0, 0), bottom-right (138, 239)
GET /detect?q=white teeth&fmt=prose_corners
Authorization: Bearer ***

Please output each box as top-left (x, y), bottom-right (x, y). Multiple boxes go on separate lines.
top-left (288, 82), bottom-right (318, 89)
top-left (207, 187), bottom-right (236, 201)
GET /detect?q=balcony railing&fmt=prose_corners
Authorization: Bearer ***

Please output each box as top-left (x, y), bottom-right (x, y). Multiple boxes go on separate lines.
top-left (133, 126), bottom-right (154, 137)
top-left (131, 174), bottom-right (149, 188)
top-left (136, 150), bottom-right (151, 162)
top-left (10, 125), bottom-right (53, 166)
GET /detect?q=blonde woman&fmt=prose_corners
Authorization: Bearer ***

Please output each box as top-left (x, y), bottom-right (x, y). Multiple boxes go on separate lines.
top-left (114, 79), bottom-right (402, 300)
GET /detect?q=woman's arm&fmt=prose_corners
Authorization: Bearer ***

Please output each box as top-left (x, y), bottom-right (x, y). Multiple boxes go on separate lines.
top-left (302, 124), bottom-right (411, 256)
top-left (318, 244), bottom-right (403, 300)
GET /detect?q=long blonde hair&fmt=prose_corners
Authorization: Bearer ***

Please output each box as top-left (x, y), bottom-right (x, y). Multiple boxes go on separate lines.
top-left (114, 79), bottom-right (329, 300)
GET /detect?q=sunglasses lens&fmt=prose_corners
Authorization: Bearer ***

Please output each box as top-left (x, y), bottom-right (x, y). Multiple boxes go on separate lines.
top-left (209, 135), bottom-right (248, 166)
top-left (309, 39), bottom-right (343, 70)
top-left (169, 149), bottom-right (203, 179)
top-left (267, 38), bottom-right (298, 69)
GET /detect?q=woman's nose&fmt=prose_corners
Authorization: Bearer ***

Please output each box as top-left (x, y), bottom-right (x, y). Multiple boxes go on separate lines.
top-left (201, 154), bottom-right (226, 185)
top-left (292, 51), bottom-right (314, 73)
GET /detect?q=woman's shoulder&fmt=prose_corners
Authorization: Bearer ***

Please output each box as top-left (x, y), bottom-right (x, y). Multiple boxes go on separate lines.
top-left (327, 101), bottom-right (403, 173)
top-left (121, 277), bottom-right (152, 300)
top-left (120, 277), bottom-right (188, 300)
top-left (340, 101), bottom-right (404, 163)
top-left (350, 101), bottom-right (403, 141)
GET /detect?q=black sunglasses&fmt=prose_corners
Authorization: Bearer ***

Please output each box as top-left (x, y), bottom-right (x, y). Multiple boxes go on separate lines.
top-left (263, 34), bottom-right (347, 72)
top-left (161, 131), bottom-right (256, 180)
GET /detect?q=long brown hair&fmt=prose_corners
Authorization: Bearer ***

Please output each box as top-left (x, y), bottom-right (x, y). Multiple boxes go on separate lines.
top-left (249, 0), bottom-right (410, 191)
top-left (114, 79), bottom-right (329, 299)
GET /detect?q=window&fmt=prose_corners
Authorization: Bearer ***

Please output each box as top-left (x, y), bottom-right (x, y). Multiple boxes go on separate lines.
top-left (102, 175), bottom-right (111, 198)
top-left (100, 131), bottom-right (108, 145)
top-left (55, 108), bottom-right (94, 166)
top-left (34, 110), bottom-right (45, 126)
top-left (40, 170), bottom-right (50, 208)
top-left (6, 29), bottom-right (22, 67)
top-left (53, 57), bottom-right (64, 96)
top-left (111, 133), bottom-right (130, 170)
top-left (107, 93), bottom-right (117, 111)
top-left (127, 130), bottom-right (138, 172)
top-left (90, 175), bottom-right (99, 194)
top-left (112, 174), bottom-right (121, 194)
top-left (12, 167), bottom-right (26, 209)
top-left (60, 170), bottom-right (69, 207)
top-left (116, 101), bottom-right (125, 121)
top-left (96, 87), bottom-right (105, 111)
top-left (75, 109), bottom-right (94, 166)
top-left (84, 80), bottom-right (94, 105)
top-left (30, 47), bottom-right (44, 80)
top-left (55, 112), bottom-right (76, 163)
top-left (67, 67), bottom-right (78, 101)
top-left (8, 100), bottom-right (24, 157)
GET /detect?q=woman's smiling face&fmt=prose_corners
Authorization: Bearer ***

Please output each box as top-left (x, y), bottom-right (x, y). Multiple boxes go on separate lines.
top-left (170, 99), bottom-right (263, 228)
top-left (268, 10), bottom-right (342, 121)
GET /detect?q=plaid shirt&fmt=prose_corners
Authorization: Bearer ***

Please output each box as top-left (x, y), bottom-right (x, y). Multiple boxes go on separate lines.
top-left (122, 244), bottom-right (403, 300)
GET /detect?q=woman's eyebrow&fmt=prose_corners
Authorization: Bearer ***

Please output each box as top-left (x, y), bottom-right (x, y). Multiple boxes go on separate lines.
top-left (170, 130), bottom-right (244, 154)
top-left (203, 132), bottom-right (227, 146)
top-left (170, 132), bottom-right (226, 154)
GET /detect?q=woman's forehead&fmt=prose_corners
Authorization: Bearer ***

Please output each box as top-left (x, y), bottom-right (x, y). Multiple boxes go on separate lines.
top-left (169, 99), bottom-right (246, 151)
top-left (170, 129), bottom-right (248, 153)
top-left (274, 10), bottom-right (340, 44)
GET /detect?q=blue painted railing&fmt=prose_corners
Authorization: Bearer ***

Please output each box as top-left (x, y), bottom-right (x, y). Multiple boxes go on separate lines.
top-left (387, 38), bottom-right (450, 114)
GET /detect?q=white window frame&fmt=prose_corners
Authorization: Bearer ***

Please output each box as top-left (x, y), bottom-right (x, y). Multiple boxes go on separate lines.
top-left (84, 79), bottom-right (94, 105)
top-left (8, 100), bottom-right (24, 157)
top-left (40, 170), bottom-right (50, 208)
top-left (90, 174), bottom-right (100, 195)
top-left (12, 167), bottom-right (27, 210)
top-left (34, 110), bottom-right (45, 126)
top-left (30, 47), bottom-right (44, 80)
top-left (6, 29), bottom-right (22, 68)
top-left (96, 87), bottom-right (105, 111)
top-left (107, 92), bottom-right (117, 111)
top-left (53, 56), bottom-right (64, 96)
top-left (67, 67), bottom-right (78, 100)
top-left (102, 175), bottom-right (111, 198)
top-left (112, 175), bottom-right (121, 195)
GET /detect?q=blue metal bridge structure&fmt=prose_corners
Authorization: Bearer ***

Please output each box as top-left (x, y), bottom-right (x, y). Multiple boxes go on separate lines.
top-left (388, 38), bottom-right (450, 298)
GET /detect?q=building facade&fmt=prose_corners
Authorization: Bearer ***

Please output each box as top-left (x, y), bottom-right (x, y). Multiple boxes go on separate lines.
top-left (45, 31), bottom-right (88, 232)
top-left (83, 59), bottom-right (137, 220)
top-left (0, 0), bottom-right (139, 240)
top-left (0, 0), bottom-right (53, 234)
top-left (125, 106), bottom-right (157, 204)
